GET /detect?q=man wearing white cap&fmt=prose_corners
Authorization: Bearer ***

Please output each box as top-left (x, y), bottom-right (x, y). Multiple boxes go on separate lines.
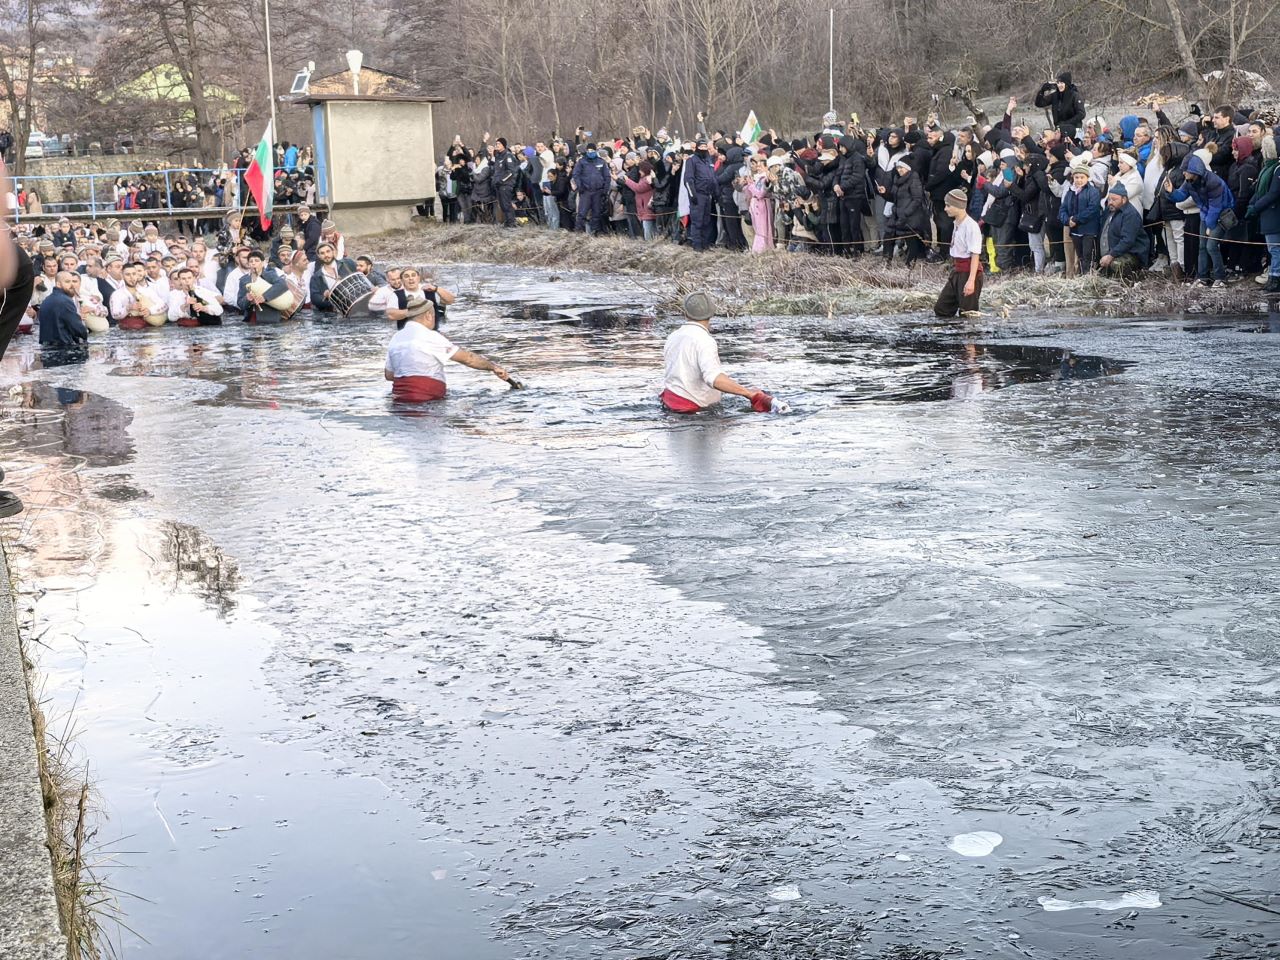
top-left (384, 299), bottom-right (514, 402)
top-left (660, 292), bottom-right (783, 413)
top-left (1110, 153), bottom-right (1146, 217)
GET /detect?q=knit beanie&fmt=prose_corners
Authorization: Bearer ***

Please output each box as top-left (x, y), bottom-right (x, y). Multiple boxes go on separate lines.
top-left (944, 188), bottom-right (968, 208)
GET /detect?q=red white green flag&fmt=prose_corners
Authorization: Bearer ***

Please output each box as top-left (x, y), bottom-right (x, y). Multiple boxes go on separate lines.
top-left (243, 121), bottom-right (273, 230)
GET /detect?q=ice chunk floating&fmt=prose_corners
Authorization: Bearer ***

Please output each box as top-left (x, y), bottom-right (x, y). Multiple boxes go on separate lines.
top-left (948, 831), bottom-right (1003, 857)
top-left (768, 884), bottom-right (802, 901)
top-left (1038, 890), bottom-right (1162, 912)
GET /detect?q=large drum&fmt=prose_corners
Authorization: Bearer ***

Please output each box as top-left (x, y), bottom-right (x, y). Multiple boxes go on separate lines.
top-left (329, 272), bottom-right (375, 317)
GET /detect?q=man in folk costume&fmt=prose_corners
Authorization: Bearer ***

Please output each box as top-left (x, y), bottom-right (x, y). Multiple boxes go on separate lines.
top-left (384, 299), bottom-right (514, 402)
top-left (307, 241), bottom-right (358, 313)
top-left (660, 293), bottom-right (784, 414)
top-left (109, 263), bottom-right (154, 330)
top-left (385, 268), bottom-right (456, 330)
top-left (167, 268), bottom-right (224, 327)
top-left (237, 250), bottom-right (292, 324)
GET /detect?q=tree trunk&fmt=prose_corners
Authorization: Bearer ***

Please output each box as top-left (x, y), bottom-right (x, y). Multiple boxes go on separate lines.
top-left (1161, 0), bottom-right (1208, 98)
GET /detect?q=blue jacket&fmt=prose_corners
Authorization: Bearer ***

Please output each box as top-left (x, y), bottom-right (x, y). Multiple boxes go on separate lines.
top-left (1168, 156), bottom-right (1234, 229)
top-left (38, 288), bottom-right (88, 345)
top-left (1246, 157), bottom-right (1280, 236)
top-left (686, 154), bottom-right (718, 203)
top-left (1059, 183), bottom-right (1103, 236)
top-left (573, 155), bottom-right (610, 193)
top-left (1105, 202), bottom-right (1148, 263)
top-left (283, 146), bottom-right (298, 172)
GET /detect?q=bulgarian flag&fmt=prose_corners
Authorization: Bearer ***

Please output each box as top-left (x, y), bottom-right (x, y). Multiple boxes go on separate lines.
top-left (740, 110), bottom-right (763, 144)
top-left (243, 121), bottom-right (273, 230)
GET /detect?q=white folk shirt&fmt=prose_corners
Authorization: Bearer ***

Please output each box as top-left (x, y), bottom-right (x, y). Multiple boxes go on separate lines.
top-left (949, 215), bottom-right (983, 261)
top-left (167, 287), bottom-right (224, 322)
top-left (385, 322), bottom-right (459, 383)
top-left (142, 276), bottom-right (170, 302)
top-left (662, 322), bottom-right (725, 408)
top-left (109, 287), bottom-right (138, 321)
top-left (367, 284), bottom-right (404, 314)
top-left (140, 239), bottom-right (170, 258)
top-left (221, 267), bottom-right (246, 305)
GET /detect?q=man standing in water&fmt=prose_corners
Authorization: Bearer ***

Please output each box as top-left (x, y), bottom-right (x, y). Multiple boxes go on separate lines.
top-left (660, 293), bottom-right (783, 413)
top-left (384, 300), bottom-right (514, 402)
top-left (933, 188), bottom-right (984, 318)
top-left (0, 158), bottom-right (36, 516)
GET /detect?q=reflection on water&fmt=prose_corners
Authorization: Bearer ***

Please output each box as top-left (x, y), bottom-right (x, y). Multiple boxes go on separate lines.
top-left (14, 382), bottom-right (135, 465)
top-left (159, 521), bottom-right (241, 616)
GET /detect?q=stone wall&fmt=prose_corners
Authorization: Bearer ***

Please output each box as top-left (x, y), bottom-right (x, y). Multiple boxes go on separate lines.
top-left (17, 154), bottom-right (190, 209)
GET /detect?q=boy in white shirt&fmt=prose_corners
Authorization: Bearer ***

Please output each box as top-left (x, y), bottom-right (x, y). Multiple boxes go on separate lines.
top-left (660, 292), bottom-right (778, 413)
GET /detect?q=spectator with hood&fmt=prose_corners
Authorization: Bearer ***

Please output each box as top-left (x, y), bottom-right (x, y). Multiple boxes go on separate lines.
top-left (1035, 72), bottom-right (1086, 138)
top-left (1165, 153), bottom-right (1235, 286)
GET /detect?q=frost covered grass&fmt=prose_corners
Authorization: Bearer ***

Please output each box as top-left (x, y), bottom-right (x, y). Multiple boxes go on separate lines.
top-left (370, 222), bottom-right (1272, 318)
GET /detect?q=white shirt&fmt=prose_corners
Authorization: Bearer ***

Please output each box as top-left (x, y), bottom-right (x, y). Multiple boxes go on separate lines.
top-left (109, 287), bottom-right (138, 320)
top-left (368, 284), bottom-right (405, 314)
top-left (140, 239), bottom-right (169, 257)
top-left (167, 287), bottom-right (224, 321)
top-left (662, 322), bottom-right (724, 408)
top-left (949, 215), bottom-right (983, 261)
top-left (221, 266), bottom-right (246, 305)
top-left (385, 322), bottom-right (458, 382)
top-left (142, 276), bottom-right (170, 302)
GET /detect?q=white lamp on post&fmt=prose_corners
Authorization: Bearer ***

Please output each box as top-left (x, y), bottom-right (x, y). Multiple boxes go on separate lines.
top-left (346, 50), bottom-right (363, 96)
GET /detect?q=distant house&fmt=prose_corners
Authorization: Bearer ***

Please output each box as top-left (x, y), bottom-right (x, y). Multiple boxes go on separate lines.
top-left (306, 65), bottom-right (422, 98)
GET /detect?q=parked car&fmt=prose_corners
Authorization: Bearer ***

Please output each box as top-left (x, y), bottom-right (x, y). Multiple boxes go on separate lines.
top-left (41, 137), bottom-right (67, 157)
top-left (24, 131), bottom-right (44, 160)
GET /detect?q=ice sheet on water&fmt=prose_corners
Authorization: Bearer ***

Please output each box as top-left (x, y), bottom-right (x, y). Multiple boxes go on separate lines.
top-left (1037, 890), bottom-right (1161, 912)
top-left (947, 831), bottom-right (1003, 857)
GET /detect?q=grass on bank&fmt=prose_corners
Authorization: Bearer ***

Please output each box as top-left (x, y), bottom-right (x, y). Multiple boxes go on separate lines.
top-left (8, 550), bottom-right (134, 960)
top-left (367, 222), bottom-right (1271, 318)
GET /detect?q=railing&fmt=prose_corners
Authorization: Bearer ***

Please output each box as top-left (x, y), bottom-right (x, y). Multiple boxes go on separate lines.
top-left (12, 203), bottom-right (327, 226)
top-left (12, 166), bottom-right (314, 222)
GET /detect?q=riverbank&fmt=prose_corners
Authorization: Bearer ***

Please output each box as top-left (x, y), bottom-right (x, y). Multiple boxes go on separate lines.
top-left (367, 222), bottom-right (1275, 318)
top-left (0, 549), bottom-right (66, 960)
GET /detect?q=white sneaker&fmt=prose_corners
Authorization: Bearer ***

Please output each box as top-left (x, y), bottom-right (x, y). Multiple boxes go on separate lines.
top-left (1256, 273), bottom-right (1270, 285)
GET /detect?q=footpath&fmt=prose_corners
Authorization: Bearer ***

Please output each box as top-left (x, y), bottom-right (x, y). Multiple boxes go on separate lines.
top-left (0, 550), bottom-right (66, 959)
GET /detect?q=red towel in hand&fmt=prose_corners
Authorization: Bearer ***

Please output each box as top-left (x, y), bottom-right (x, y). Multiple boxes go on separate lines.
top-left (750, 391), bottom-right (774, 413)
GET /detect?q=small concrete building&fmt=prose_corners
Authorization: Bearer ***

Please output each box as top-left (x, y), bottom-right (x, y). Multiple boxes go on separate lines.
top-left (299, 89), bottom-right (444, 237)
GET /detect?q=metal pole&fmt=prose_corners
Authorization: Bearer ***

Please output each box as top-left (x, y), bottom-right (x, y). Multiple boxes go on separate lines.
top-left (264, 0), bottom-right (278, 141)
top-left (828, 8), bottom-right (834, 113)
top-left (90, 173), bottom-right (96, 219)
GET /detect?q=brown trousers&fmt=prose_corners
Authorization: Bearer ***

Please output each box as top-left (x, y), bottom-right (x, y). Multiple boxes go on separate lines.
top-left (934, 269), bottom-right (984, 317)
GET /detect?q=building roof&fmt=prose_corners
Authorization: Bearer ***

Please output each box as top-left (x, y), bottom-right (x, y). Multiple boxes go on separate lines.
top-left (306, 65), bottom-right (423, 98)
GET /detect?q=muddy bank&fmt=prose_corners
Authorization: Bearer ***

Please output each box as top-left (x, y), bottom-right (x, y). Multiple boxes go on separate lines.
top-left (365, 222), bottom-right (1276, 318)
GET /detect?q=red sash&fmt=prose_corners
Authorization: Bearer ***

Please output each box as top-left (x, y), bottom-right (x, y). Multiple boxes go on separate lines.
top-left (660, 389), bottom-right (702, 414)
top-left (392, 375), bottom-right (447, 402)
top-left (953, 257), bottom-right (983, 274)
top-left (176, 318), bottom-right (200, 328)
top-left (118, 317), bottom-right (147, 330)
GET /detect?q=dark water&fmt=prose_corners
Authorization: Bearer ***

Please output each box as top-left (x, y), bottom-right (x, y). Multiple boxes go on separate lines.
top-left (3, 266), bottom-right (1278, 960)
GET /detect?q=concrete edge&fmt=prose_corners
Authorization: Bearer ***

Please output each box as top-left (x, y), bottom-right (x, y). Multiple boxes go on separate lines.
top-left (0, 546), bottom-right (67, 960)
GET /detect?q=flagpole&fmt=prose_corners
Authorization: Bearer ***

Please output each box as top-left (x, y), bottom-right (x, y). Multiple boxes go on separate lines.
top-left (264, 0), bottom-right (278, 141)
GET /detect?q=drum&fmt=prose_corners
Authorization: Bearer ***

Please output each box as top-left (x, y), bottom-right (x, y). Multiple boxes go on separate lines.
top-left (329, 272), bottom-right (375, 317)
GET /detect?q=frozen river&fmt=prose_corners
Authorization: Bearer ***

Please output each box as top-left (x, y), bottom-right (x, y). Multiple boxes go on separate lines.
top-left (3, 266), bottom-right (1278, 959)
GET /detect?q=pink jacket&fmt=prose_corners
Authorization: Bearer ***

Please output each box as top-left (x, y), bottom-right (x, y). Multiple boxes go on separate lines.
top-left (623, 175), bottom-right (655, 221)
